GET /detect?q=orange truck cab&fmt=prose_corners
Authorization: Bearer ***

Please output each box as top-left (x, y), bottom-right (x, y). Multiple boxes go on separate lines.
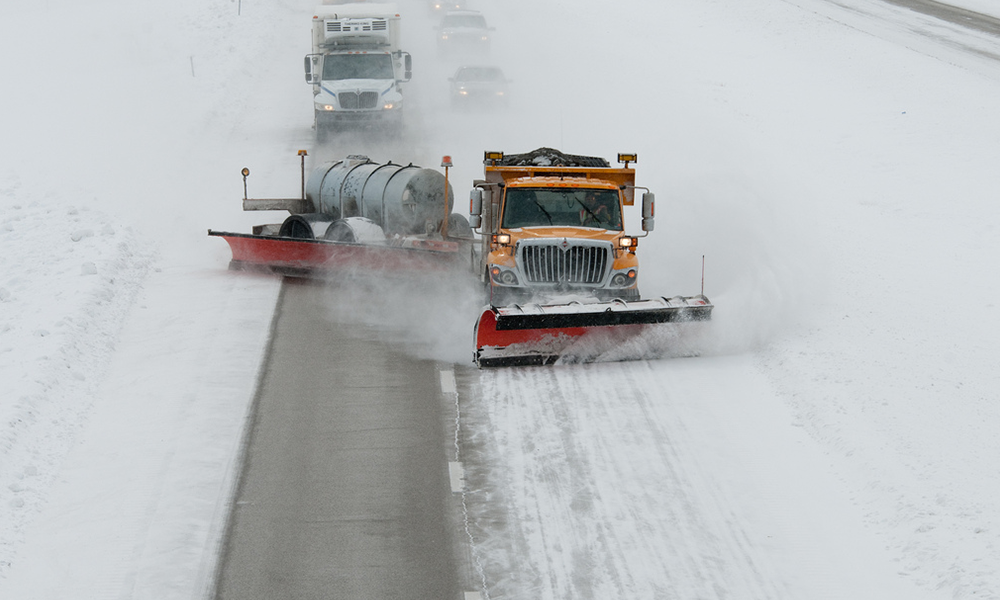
top-left (469, 148), bottom-right (655, 307)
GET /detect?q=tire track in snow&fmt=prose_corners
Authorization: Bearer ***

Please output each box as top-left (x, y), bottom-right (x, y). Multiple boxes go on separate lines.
top-left (461, 360), bottom-right (787, 600)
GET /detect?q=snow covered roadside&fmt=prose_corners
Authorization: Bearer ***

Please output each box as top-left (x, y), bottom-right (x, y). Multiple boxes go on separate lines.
top-left (0, 0), bottom-right (297, 597)
top-left (648, 0), bottom-right (1000, 597)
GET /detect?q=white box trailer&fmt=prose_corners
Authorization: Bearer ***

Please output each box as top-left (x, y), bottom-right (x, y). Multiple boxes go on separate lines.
top-left (305, 3), bottom-right (411, 139)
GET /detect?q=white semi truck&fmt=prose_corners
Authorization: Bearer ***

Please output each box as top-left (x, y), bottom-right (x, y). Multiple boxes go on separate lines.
top-left (305, 3), bottom-right (412, 139)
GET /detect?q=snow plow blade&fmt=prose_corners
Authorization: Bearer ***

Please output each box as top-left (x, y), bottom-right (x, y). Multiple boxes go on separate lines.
top-left (474, 295), bottom-right (713, 367)
top-left (208, 230), bottom-right (464, 276)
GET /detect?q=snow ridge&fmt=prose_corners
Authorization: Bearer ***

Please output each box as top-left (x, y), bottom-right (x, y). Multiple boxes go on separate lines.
top-left (0, 190), bottom-right (153, 577)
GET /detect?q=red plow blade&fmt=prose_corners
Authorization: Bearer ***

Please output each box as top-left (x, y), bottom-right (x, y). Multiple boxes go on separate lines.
top-left (209, 230), bottom-right (464, 276)
top-left (474, 296), bottom-right (713, 367)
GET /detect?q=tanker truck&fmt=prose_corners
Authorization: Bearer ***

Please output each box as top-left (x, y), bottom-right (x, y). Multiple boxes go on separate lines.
top-left (468, 148), bottom-right (713, 366)
top-left (209, 152), bottom-right (472, 275)
top-left (305, 3), bottom-right (412, 140)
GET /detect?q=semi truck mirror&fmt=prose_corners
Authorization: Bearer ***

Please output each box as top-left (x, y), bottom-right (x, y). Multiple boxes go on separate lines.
top-left (642, 192), bottom-right (655, 231)
top-left (305, 55), bottom-right (321, 84)
top-left (469, 189), bottom-right (483, 229)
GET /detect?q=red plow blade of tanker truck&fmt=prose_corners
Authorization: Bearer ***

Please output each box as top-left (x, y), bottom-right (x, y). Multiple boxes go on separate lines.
top-left (474, 295), bottom-right (713, 367)
top-left (208, 230), bottom-right (467, 277)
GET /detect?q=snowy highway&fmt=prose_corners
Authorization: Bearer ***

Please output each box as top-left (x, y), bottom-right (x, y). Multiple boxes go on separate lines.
top-left (2, 1), bottom-right (1000, 599)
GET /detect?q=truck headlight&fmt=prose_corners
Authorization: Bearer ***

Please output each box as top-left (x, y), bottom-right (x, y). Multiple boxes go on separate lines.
top-left (319, 104), bottom-right (335, 111)
top-left (383, 102), bottom-right (395, 110)
top-left (490, 266), bottom-right (519, 286)
top-left (610, 269), bottom-right (637, 287)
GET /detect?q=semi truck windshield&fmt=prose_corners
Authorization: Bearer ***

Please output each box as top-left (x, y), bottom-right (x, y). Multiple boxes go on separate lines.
top-left (323, 54), bottom-right (394, 80)
top-left (502, 188), bottom-right (622, 230)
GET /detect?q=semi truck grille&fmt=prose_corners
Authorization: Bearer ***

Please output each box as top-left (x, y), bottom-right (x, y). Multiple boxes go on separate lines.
top-left (520, 243), bottom-right (610, 285)
top-left (339, 91), bottom-right (379, 109)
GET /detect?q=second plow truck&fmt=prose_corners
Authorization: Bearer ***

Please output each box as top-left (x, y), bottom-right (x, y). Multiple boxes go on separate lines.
top-left (305, 3), bottom-right (412, 139)
top-left (470, 148), bottom-right (713, 367)
top-left (208, 152), bottom-right (472, 276)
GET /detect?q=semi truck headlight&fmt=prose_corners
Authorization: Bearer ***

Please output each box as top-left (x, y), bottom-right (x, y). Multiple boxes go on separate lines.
top-left (493, 233), bottom-right (510, 245)
top-left (383, 102), bottom-right (395, 109)
top-left (618, 236), bottom-right (634, 248)
top-left (611, 269), bottom-right (637, 287)
top-left (320, 104), bottom-right (335, 111)
top-left (490, 266), bottom-right (519, 286)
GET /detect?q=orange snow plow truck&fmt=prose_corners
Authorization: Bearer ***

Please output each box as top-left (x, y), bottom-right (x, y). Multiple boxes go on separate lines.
top-left (470, 148), bottom-right (713, 367)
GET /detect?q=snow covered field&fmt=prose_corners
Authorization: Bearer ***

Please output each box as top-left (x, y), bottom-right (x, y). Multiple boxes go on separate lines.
top-left (2, 0), bottom-right (999, 598)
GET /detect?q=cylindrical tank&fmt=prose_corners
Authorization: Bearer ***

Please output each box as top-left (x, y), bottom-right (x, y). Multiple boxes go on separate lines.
top-left (305, 155), bottom-right (455, 236)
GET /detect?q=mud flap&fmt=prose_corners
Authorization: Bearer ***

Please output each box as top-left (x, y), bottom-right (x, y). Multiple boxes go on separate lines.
top-left (474, 296), bottom-right (713, 367)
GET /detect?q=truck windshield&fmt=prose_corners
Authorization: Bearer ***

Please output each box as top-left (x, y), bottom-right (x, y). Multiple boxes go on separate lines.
top-left (502, 188), bottom-right (623, 230)
top-left (323, 53), bottom-right (394, 80)
top-left (442, 14), bottom-right (487, 29)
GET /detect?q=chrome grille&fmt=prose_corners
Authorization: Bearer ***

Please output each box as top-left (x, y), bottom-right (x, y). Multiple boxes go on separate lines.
top-left (521, 243), bottom-right (609, 284)
top-left (338, 91), bottom-right (379, 109)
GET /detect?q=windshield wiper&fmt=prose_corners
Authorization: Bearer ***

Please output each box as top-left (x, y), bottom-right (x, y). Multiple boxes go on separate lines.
top-left (533, 200), bottom-right (553, 225)
top-left (577, 200), bottom-right (601, 225)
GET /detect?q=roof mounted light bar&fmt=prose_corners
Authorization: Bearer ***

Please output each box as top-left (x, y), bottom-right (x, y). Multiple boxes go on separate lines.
top-left (484, 151), bottom-right (504, 165)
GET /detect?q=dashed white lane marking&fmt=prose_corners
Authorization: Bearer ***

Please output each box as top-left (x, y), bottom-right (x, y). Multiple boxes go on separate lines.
top-left (449, 461), bottom-right (465, 493)
top-left (440, 369), bottom-right (456, 394)
top-left (464, 592), bottom-right (482, 600)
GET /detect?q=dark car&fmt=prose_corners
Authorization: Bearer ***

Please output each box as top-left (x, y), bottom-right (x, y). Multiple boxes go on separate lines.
top-left (449, 65), bottom-right (509, 107)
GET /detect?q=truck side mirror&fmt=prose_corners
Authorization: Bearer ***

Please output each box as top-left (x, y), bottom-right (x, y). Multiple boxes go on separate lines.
top-left (404, 54), bottom-right (412, 81)
top-left (469, 189), bottom-right (483, 229)
top-left (641, 192), bottom-right (655, 232)
top-left (305, 55), bottom-right (320, 85)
